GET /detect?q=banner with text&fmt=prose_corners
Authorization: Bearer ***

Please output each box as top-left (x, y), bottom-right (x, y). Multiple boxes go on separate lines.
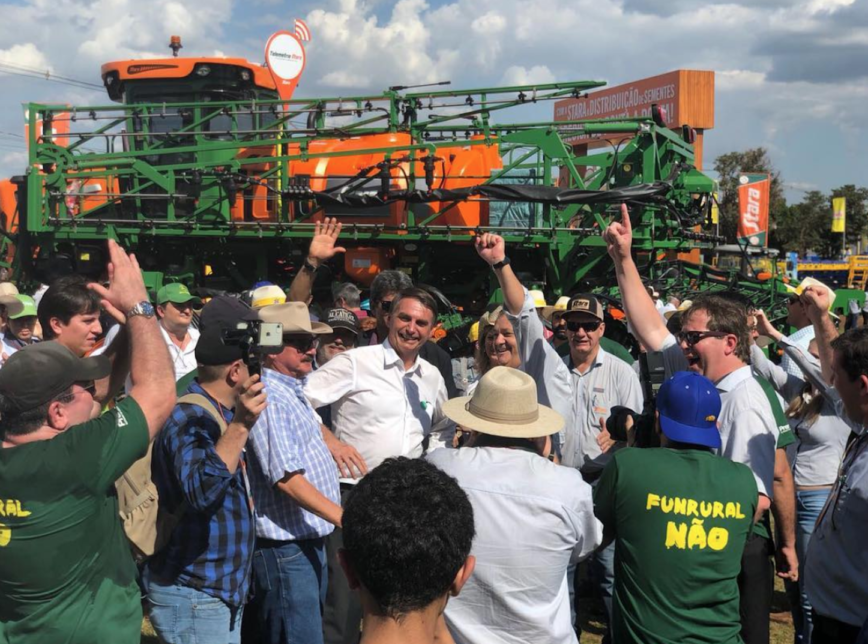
top-left (737, 173), bottom-right (770, 247)
top-left (832, 197), bottom-right (846, 233)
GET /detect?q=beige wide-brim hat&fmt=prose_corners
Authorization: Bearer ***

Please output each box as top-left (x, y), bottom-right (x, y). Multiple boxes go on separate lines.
top-left (443, 366), bottom-right (564, 438)
top-left (663, 299), bottom-right (693, 320)
top-left (258, 302), bottom-right (333, 335)
top-left (542, 295), bottom-right (571, 322)
top-left (0, 293), bottom-right (25, 317)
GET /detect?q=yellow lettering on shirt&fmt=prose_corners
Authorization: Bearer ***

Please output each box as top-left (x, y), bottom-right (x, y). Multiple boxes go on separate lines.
top-left (665, 521), bottom-right (687, 549)
top-left (0, 523), bottom-right (9, 547)
top-left (644, 493), bottom-right (747, 552)
top-left (0, 500), bottom-right (30, 518)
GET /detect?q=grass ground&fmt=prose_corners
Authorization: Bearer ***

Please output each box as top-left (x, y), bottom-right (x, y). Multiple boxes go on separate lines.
top-left (140, 577), bottom-right (795, 643)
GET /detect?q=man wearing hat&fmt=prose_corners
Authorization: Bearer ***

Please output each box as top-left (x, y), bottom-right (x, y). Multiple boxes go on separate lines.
top-left (156, 283), bottom-right (203, 382)
top-left (242, 302), bottom-right (341, 644)
top-left (428, 367), bottom-right (602, 644)
top-left (250, 283), bottom-right (287, 310)
top-left (0, 239), bottom-right (176, 644)
top-left (0, 295), bottom-right (39, 357)
top-left (594, 371), bottom-right (759, 644)
top-left (145, 296), bottom-right (268, 644)
top-left (317, 308), bottom-right (360, 368)
top-left (781, 277), bottom-right (835, 377)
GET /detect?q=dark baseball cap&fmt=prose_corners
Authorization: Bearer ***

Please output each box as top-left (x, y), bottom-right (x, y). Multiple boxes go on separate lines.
top-left (195, 296), bottom-right (260, 366)
top-left (564, 294), bottom-right (604, 321)
top-left (656, 372), bottom-right (722, 449)
top-left (324, 308), bottom-right (360, 335)
top-left (0, 342), bottom-right (110, 411)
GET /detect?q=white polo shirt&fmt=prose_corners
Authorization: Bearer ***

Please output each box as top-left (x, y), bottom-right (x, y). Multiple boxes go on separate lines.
top-left (304, 339), bottom-right (453, 484)
top-left (661, 335), bottom-right (777, 497)
top-left (428, 447), bottom-right (602, 644)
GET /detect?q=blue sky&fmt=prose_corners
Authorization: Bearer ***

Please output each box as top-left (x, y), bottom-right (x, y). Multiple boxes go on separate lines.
top-left (0, 0), bottom-right (866, 204)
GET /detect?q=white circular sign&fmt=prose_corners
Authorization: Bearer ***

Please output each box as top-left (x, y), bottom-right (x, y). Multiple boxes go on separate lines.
top-left (266, 33), bottom-right (305, 81)
top-left (739, 175), bottom-right (749, 185)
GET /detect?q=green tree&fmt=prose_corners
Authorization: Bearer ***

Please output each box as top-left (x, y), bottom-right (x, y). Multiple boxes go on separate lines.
top-left (774, 191), bottom-right (828, 255)
top-left (713, 148), bottom-right (786, 243)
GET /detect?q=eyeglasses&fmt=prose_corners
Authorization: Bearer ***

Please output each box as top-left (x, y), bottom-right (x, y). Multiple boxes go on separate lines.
top-left (566, 320), bottom-right (602, 333)
top-left (56, 381), bottom-right (96, 404)
top-left (79, 381), bottom-right (97, 397)
top-left (675, 330), bottom-right (731, 346)
top-left (284, 336), bottom-right (319, 353)
top-left (379, 299), bottom-right (393, 312)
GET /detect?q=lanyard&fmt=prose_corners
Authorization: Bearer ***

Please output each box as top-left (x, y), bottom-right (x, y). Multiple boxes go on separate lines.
top-left (815, 430), bottom-right (868, 530)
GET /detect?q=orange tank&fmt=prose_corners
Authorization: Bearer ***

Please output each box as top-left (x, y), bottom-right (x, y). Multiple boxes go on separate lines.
top-left (344, 247), bottom-right (396, 286)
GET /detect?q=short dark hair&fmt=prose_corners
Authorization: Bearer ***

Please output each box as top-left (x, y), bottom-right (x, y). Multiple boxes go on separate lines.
top-left (391, 287), bottom-right (438, 322)
top-left (342, 457), bottom-right (475, 618)
top-left (832, 327), bottom-right (868, 382)
top-left (0, 387), bottom-right (73, 439)
top-left (196, 363), bottom-right (230, 384)
top-left (38, 275), bottom-right (101, 340)
top-left (684, 294), bottom-right (751, 362)
top-left (370, 270), bottom-right (413, 306)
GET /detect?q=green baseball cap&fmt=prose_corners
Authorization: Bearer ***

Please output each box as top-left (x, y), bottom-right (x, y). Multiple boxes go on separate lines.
top-left (7, 295), bottom-right (37, 320)
top-left (157, 283), bottom-right (202, 307)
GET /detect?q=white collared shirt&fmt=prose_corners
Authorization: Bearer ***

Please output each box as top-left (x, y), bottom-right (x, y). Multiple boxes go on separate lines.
top-left (160, 324), bottom-right (200, 382)
top-left (563, 347), bottom-right (644, 471)
top-left (304, 340), bottom-right (453, 484)
top-left (428, 447), bottom-right (601, 644)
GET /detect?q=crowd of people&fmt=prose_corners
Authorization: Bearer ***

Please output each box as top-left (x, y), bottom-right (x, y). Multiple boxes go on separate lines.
top-left (0, 211), bottom-right (866, 644)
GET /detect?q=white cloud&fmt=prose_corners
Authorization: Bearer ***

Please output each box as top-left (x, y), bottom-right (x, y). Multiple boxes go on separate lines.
top-left (0, 43), bottom-right (50, 71)
top-left (500, 65), bottom-right (556, 85)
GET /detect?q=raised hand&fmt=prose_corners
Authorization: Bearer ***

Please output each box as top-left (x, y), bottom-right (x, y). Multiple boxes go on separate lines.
top-left (801, 286), bottom-right (832, 322)
top-left (307, 217), bottom-right (347, 267)
top-left (754, 309), bottom-right (781, 341)
top-left (475, 232), bottom-right (506, 266)
top-left (88, 239), bottom-right (149, 324)
top-left (234, 374), bottom-right (267, 430)
top-left (603, 203), bottom-right (634, 264)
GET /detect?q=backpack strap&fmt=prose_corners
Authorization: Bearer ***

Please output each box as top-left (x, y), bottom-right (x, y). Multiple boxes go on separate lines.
top-left (177, 393), bottom-right (228, 434)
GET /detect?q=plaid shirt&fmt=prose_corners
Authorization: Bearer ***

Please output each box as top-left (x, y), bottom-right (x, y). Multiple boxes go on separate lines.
top-left (247, 368), bottom-right (340, 541)
top-left (147, 381), bottom-right (254, 607)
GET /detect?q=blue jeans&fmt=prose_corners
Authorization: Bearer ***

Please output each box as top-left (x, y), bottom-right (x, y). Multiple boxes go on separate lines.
top-left (569, 540), bottom-right (615, 644)
top-left (243, 537), bottom-right (328, 644)
top-left (144, 571), bottom-right (243, 644)
top-left (787, 489), bottom-right (830, 644)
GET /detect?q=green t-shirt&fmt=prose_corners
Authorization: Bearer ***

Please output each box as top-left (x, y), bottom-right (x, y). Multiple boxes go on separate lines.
top-left (0, 397), bottom-right (149, 644)
top-left (594, 447), bottom-right (758, 644)
top-left (556, 336), bottom-right (635, 365)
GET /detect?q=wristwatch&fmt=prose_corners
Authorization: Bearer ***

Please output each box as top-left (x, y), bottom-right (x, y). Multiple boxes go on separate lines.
top-left (127, 301), bottom-right (156, 320)
top-left (492, 256), bottom-right (511, 270)
top-left (301, 259), bottom-right (319, 274)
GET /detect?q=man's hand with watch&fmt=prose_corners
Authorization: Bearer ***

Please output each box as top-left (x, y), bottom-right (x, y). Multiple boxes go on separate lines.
top-left (88, 239), bottom-right (154, 325)
top-left (474, 232), bottom-right (510, 270)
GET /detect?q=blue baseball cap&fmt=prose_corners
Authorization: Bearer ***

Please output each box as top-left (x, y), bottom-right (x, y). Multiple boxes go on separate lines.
top-left (656, 372), bottom-right (722, 449)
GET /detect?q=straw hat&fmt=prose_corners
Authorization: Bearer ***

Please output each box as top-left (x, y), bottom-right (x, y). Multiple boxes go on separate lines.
top-left (442, 366), bottom-right (564, 438)
top-left (258, 302), bottom-right (332, 335)
top-left (0, 292), bottom-right (25, 317)
top-left (541, 295), bottom-right (570, 322)
top-left (785, 277), bottom-right (838, 317)
top-left (663, 299), bottom-right (693, 320)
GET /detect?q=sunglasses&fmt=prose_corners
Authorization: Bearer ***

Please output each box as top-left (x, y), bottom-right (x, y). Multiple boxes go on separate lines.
top-left (284, 336), bottom-right (319, 352)
top-left (675, 330), bottom-right (730, 347)
top-left (566, 320), bottom-right (602, 333)
top-left (379, 299), bottom-right (393, 312)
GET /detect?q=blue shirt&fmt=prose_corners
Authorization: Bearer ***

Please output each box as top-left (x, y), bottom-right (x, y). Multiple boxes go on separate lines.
top-left (147, 381), bottom-right (254, 607)
top-left (247, 368), bottom-right (340, 541)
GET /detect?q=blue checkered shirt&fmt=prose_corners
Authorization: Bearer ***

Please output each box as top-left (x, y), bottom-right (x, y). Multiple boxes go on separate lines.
top-left (247, 368), bottom-right (340, 541)
top-left (147, 381), bottom-right (254, 607)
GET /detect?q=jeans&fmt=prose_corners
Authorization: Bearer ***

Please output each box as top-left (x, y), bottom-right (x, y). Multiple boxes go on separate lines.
top-left (569, 541), bottom-right (615, 644)
top-left (243, 537), bottom-right (328, 644)
top-left (144, 571), bottom-right (243, 644)
top-left (787, 489), bottom-right (830, 644)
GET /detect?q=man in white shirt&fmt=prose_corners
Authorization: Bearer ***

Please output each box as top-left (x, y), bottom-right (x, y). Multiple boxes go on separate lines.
top-left (155, 283), bottom-right (202, 382)
top-left (305, 286), bottom-right (454, 644)
top-left (429, 366), bottom-right (601, 644)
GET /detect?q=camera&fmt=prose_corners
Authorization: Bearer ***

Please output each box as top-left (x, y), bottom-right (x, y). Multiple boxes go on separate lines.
top-left (222, 320), bottom-right (284, 376)
top-left (604, 350), bottom-right (667, 448)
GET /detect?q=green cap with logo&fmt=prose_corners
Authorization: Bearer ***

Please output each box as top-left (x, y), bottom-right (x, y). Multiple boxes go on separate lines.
top-left (157, 283), bottom-right (202, 307)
